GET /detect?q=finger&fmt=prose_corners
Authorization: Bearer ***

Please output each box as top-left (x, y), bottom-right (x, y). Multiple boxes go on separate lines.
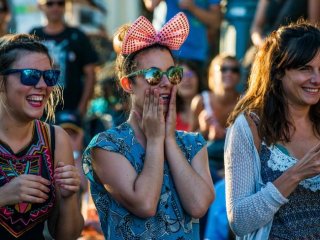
top-left (167, 86), bottom-right (177, 119)
top-left (22, 187), bottom-right (50, 200)
top-left (21, 174), bottom-right (51, 186)
top-left (55, 169), bottom-right (78, 180)
top-left (55, 164), bottom-right (76, 174)
top-left (153, 88), bottom-right (159, 113)
top-left (311, 141), bottom-right (320, 153)
top-left (150, 88), bottom-right (156, 113)
top-left (143, 89), bottom-right (150, 118)
top-left (56, 176), bottom-right (80, 186)
top-left (158, 91), bottom-right (164, 117)
top-left (59, 184), bottom-right (80, 192)
top-left (20, 193), bottom-right (48, 203)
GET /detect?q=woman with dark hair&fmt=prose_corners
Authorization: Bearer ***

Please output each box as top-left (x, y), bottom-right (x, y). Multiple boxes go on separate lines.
top-left (225, 20), bottom-right (320, 239)
top-left (82, 13), bottom-right (214, 239)
top-left (0, 34), bottom-right (83, 239)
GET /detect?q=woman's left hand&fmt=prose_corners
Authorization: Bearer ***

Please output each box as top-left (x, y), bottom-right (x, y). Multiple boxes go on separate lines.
top-left (165, 85), bottom-right (177, 140)
top-left (54, 161), bottom-right (81, 198)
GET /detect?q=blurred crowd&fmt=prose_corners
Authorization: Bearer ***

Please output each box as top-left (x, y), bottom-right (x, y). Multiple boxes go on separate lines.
top-left (0, 0), bottom-right (319, 239)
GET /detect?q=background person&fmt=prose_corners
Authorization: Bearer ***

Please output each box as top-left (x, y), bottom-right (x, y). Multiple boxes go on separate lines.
top-left (30, 0), bottom-right (98, 117)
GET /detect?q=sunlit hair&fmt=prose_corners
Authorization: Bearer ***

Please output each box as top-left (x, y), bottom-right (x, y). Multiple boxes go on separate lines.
top-left (114, 23), bottom-right (174, 105)
top-left (0, 33), bottom-right (62, 122)
top-left (208, 53), bottom-right (240, 92)
top-left (228, 20), bottom-right (320, 145)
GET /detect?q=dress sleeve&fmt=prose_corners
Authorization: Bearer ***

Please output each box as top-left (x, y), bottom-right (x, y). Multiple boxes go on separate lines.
top-left (82, 131), bottom-right (119, 184)
top-left (176, 131), bottom-right (206, 163)
top-left (224, 114), bottom-right (288, 237)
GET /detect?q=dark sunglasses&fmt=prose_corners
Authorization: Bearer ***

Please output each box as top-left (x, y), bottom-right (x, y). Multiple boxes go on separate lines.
top-left (1, 69), bottom-right (60, 86)
top-left (220, 66), bottom-right (240, 74)
top-left (126, 66), bottom-right (183, 86)
top-left (45, 1), bottom-right (65, 7)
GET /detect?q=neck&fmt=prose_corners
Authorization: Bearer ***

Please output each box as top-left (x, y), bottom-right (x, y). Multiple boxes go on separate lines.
top-left (214, 88), bottom-right (239, 104)
top-left (44, 21), bottom-right (65, 34)
top-left (0, 113), bottom-right (34, 147)
top-left (287, 103), bottom-right (311, 123)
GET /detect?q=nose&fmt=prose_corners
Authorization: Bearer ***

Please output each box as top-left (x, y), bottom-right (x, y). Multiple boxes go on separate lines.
top-left (159, 74), bottom-right (171, 87)
top-left (35, 76), bottom-right (47, 88)
top-left (311, 69), bottom-right (320, 85)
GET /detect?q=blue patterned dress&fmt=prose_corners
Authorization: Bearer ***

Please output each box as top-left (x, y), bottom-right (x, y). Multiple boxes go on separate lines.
top-left (82, 122), bottom-right (206, 240)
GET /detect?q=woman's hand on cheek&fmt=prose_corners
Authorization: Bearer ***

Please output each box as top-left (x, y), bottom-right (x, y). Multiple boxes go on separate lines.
top-left (54, 162), bottom-right (81, 198)
top-left (165, 85), bottom-right (177, 140)
top-left (135, 88), bottom-right (165, 140)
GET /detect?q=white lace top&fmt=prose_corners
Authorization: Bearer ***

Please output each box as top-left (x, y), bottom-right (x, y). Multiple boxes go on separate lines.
top-left (225, 114), bottom-right (320, 239)
top-left (267, 144), bottom-right (320, 192)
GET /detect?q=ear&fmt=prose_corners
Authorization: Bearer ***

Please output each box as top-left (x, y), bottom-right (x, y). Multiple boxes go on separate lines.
top-left (120, 77), bottom-right (132, 93)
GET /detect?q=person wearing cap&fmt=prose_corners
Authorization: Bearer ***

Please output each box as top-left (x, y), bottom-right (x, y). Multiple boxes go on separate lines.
top-left (82, 13), bottom-right (214, 239)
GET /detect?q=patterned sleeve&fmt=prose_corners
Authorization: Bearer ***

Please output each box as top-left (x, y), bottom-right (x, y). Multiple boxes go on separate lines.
top-left (176, 131), bottom-right (206, 163)
top-left (82, 130), bottom-right (119, 184)
top-left (224, 114), bottom-right (288, 237)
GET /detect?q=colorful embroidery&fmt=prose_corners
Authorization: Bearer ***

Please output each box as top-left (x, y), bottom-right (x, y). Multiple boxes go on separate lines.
top-left (0, 120), bottom-right (55, 238)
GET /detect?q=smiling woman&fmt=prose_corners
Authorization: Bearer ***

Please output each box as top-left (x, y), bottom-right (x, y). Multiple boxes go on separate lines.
top-left (225, 20), bottom-right (320, 239)
top-left (0, 33), bottom-right (83, 239)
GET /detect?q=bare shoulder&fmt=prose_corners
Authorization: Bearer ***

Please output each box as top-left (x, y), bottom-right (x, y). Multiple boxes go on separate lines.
top-left (244, 113), bottom-right (261, 152)
top-left (191, 94), bottom-right (204, 112)
top-left (51, 125), bottom-right (74, 166)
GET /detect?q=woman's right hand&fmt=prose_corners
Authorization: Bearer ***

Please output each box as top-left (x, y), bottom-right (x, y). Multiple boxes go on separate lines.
top-left (0, 174), bottom-right (51, 206)
top-left (291, 142), bottom-right (320, 180)
top-left (134, 88), bottom-right (165, 140)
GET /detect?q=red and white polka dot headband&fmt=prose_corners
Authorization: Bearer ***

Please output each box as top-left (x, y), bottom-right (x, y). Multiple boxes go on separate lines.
top-left (121, 12), bottom-right (190, 55)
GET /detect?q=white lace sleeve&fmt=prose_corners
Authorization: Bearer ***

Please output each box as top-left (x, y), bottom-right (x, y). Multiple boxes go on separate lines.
top-left (225, 114), bottom-right (288, 237)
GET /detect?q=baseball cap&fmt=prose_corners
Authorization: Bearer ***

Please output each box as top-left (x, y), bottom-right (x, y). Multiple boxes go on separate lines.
top-left (55, 110), bottom-right (82, 132)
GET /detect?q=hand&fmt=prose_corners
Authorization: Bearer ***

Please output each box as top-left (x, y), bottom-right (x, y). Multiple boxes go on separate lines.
top-left (54, 162), bottom-right (81, 198)
top-left (208, 124), bottom-right (226, 140)
top-left (178, 0), bottom-right (194, 10)
top-left (133, 88), bottom-right (165, 140)
top-left (290, 142), bottom-right (320, 180)
top-left (165, 86), bottom-right (177, 140)
top-left (0, 174), bottom-right (50, 206)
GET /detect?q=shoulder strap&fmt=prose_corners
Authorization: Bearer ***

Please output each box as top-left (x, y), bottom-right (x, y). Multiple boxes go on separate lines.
top-left (201, 90), bottom-right (213, 116)
top-left (49, 125), bottom-right (55, 161)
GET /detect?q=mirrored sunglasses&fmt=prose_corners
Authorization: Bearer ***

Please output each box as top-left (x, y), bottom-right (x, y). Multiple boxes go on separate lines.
top-left (1, 68), bottom-right (60, 86)
top-left (220, 66), bottom-right (240, 74)
top-left (45, 1), bottom-right (65, 7)
top-left (126, 66), bottom-right (183, 86)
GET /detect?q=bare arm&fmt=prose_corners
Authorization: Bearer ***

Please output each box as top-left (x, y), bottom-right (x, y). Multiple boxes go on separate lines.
top-left (92, 88), bottom-right (166, 218)
top-left (308, 0), bottom-right (320, 24)
top-left (179, 1), bottom-right (221, 27)
top-left (92, 141), bottom-right (164, 218)
top-left (165, 86), bottom-right (214, 218)
top-left (250, 0), bottom-right (268, 47)
top-left (52, 126), bottom-right (83, 240)
top-left (78, 64), bottom-right (96, 116)
top-left (143, 0), bottom-right (163, 11)
top-left (165, 140), bottom-right (215, 218)
top-left (190, 94), bottom-right (203, 132)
